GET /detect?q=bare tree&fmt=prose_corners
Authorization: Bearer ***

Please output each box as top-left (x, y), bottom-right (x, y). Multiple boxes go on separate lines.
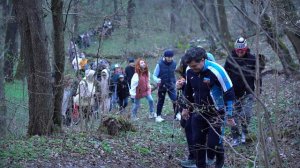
top-left (14, 0), bottom-right (54, 136)
top-left (4, 3), bottom-right (18, 82)
top-left (216, 0), bottom-right (233, 49)
top-left (275, 0), bottom-right (300, 64)
top-left (191, 0), bottom-right (217, 51)
top-left (261, 12), bottom-right (298, 76)
top-left (73, 0), bottom-right (79, 35)
top-left (170, 0), bottom-right (176, 33)
top-left (127, 0), bottom-right (135, 41)
top-left (51, 0), bottom-right (65, 132)
top-left (0, 51), bottom-right (7, 137)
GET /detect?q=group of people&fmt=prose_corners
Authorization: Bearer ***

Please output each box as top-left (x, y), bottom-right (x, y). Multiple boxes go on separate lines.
top-left (63, 36), bottom-right (260, 168)
top-left (175, 37), bottom-right (259, 168)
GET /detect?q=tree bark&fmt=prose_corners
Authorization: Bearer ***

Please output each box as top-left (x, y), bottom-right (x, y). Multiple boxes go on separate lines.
top-left (286, 31), bottom-right (300, 64)
top-left (216, 0), bottom-right (232, 49)
top-left (127, 0), bottom-right (135, 41)
top-left (170, 0), bottom-right (176, 33)
top-left (14, 0), bottom-right (54, 136)
top-left (192, 0), bottom-right (217, 51)
top-left (51, 0), bottom-right (65, 132)
top-left (73, 0), bottom-right (79, 35)
top-left (275, 0), bottom-right (300, 64)
top-left (0, 51), bottom-right (7, 137)
top-left (261, 13), bottom-right (299, 76)
top-left (4, 3), bottom-right (18, 82)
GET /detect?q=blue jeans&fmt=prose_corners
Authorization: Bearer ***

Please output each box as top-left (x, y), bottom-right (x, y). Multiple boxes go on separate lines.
top-left (131, 95), bottom-right (154, 119)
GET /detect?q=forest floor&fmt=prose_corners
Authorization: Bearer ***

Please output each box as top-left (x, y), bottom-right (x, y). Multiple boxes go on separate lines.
top-left (1, 74), bottom-right (300, 168)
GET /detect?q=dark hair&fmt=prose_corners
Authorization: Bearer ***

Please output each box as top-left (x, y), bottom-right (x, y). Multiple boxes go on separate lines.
top-left (184, 47), bottom-right (207, 64)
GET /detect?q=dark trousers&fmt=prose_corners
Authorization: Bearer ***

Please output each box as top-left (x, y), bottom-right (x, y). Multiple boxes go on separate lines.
top-left (191, 113), bottom-right (225, 168)
top-left (156, 86), bottom-right (177, 116)
top-left (118, 97), bottom-right (128, 109)
top-left (180, 113), bottom-right (195, 160)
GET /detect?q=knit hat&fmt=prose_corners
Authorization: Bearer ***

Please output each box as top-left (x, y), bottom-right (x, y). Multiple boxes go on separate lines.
top-left (234, 37), bottom-right (247, 49)
top-left (164, 49), bottom-right (174, 57)
top-left (128, 57), bottom-right (135, 63)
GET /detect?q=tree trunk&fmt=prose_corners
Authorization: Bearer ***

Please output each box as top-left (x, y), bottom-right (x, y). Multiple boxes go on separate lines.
top-left (239, 0), bottom-right (255, 36)
top-left (51, 0), bottom-right (65, 132)
top-left (286, 31), bottom-right (300, 64)
top-left (14, 0), bottom-right (54, 136)
top-left (170, 0), bottom-right (176, 33)
top-left (0, 51), bottom-right (7, 137)
top-left (275, 0), bottom-right (300, 64)
top-left (216, 0), bottom-right (232, 50)
top-left (205, 0), bottom-right (219, 32)
top-left (4, 4), bottom-right (18, 82)
top-left (127, 0), bottom-right (135, 41)
top-left (192, 0), bottom-right (217, 51)
top-left (73, 0), bottom-right (79, 35)
top-left (261, 13), bottom-right (299, 76)
top-left (14, 52), bottom-right (25, 80)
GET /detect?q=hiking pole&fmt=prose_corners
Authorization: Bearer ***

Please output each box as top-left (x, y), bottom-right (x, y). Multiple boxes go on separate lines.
top-left (168, 89), bottom-right (181, 160)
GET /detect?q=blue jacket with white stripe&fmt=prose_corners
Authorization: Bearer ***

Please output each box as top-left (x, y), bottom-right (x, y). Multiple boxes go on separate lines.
top-left (184, 60), bottom-right (235, 117)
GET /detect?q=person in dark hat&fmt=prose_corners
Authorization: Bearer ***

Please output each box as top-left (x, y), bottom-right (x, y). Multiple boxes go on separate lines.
top-left (125, 57), bottom-right (135, 87)
top-left (153, 49), bottom-right (177, 122)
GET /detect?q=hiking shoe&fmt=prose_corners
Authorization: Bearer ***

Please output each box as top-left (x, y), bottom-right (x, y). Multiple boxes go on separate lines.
top-left (180, 159), bottom-right (196, 167)
top-left (207, 158), bottom-right (215, 166)
top-left (175, 113), bottom-right (181, 120)
top-left (131, 117), bottom-right (139, 121)
top-left (241, 132), bottom-right (246, 144)
top-left (148, 112), bottom-right (157, 119)
top-left (155, 116), bottom-right (165, 122)
top-left (232, 139), bottom-right (240, 147)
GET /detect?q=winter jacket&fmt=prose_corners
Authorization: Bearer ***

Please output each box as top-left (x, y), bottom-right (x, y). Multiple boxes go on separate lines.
top-left (184, 60), bottom-right (235, 117)
top-left (153, 58), bottom-right (176, 89)
top-left (117, 80), bottom-right (130, 99)
top-left (125, 65), bottom-right (135, 87)
top-left (130, 72), bottom-right (151, 99)
top-left (224, 49), bottom-right (256, 99)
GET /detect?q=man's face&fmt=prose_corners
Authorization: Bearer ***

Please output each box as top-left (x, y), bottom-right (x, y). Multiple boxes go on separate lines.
top-left (165, 57), bottom-right (173, 62)
top-left (188, 59), bottom-right (205, 73)
top-left (235, 48), bottom-right (247, 57)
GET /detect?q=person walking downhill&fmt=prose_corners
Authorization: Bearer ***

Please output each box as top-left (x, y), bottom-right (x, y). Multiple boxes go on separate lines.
top-left (130, 58), bottom-right (155, 121)
top-left (117, 74), bottom-right (130, 112)
top-left (153, 49), bottom-right (177, 122)
top-left (224, 37), bottom-right (256, 146)
top-left (177, 46), bottom-right (236, 168)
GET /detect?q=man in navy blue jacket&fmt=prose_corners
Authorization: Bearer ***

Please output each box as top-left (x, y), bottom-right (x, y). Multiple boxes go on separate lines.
top-left (179, 47), bottom-right (236, 168)
top-left (153, 49), bottom-right (177, 122)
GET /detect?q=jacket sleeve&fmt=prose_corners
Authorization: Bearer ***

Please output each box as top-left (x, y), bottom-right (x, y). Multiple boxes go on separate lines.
top-left (152, 64), bottom-right (160, 83)
top-left (210, 70), bottom-right (235, 117)
top-left (183, 71), bottom-right (194, 111)
top-left (130, 73), bottom-right (139, 98)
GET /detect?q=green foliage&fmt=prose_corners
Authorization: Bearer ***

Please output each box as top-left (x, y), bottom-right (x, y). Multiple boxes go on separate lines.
top-left (134, 144), bottom-right (151, 155)
top-left (101, 141), bottom-right (112, 153)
